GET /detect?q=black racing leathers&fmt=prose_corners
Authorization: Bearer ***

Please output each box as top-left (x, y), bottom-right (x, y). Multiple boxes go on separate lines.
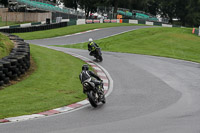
top-left (79, 70), bottom-right (102, 92)
top-left (79, 70), bottom-right (101, 83)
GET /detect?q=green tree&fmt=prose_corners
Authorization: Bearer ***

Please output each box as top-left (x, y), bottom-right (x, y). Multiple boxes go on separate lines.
top-left (185, 0), bottom-right (200, 27)
top-left (63, 0), bottom-right (79, 9)
top-left (159, 0), bottom-right (177, 23)
top-left (0, 0), bottom-right (8, 7)
top-left (174, 0), bottom-right (189, 26)
top-left (79, 0), bottom-right (99, 17)
top-left (145, 0), bottom-right (160, 15)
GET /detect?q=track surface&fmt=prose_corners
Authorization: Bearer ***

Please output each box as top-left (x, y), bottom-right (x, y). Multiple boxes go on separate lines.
top-left (1, 26), bottom-right (200, 133)
top-left (27, 26), bottom-right (152, 45)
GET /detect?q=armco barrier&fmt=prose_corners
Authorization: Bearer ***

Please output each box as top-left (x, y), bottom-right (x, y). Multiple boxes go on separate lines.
top-left (0, 22), bottom-right (68, 33)
top-left (153, 22), bottom-right (162, 26)
top-left (85, 19), bottom-right (118, 24)
top-left (104, 19), bottom-right (111, 23)
top-left (0, 34), bottom-right (30, 87)
top-left (68, 19), bottom-right (77, 26)
top-left (86, 20), bottom-right (93, 24)
top-left (138, 20), bottom-right (146, 24)
top-left (122, 19), bottom-right (129, 23)
top-left (194, 29), bottom-right (199, 36)
top-left (93, 20), bottom-right (100, 23)
top-left (172, 25), bottom-right (181, 27)
top-left (77, 19), bottom-right (86, 25)
top-left (146, 21), bottom-right (154, 25)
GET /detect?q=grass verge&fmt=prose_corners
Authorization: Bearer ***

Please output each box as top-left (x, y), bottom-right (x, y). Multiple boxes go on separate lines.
top-left (14, 23), bottom-right (143, 40)
top-left (57, 27), bottom-right (200, 63)
top-left (0, 33), bottom-right (14, 59)
top-left (0, 44), bottom-right (86, 119)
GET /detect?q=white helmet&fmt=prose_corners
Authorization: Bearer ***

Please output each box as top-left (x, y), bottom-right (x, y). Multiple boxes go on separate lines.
top-left (89, 38), bottom-right (93, 42)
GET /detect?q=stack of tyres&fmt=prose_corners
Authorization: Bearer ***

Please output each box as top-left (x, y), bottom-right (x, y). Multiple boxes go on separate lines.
top-left (9, 35), bottom-right (24, 42)
top-left (0, 60), bottom-right (11, 85)
top-left (0, 64), bottom-right (5, 86)
top-left (0, 34), bottom-right (30, 87)
top-left (1, 58), bottom-right (18, 80)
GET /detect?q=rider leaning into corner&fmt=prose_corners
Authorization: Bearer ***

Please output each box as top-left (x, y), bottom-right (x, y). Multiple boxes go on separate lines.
top-left (88, 38), bottom-right (99, 56)
top-left (79, 64), bottom-right (104, 96)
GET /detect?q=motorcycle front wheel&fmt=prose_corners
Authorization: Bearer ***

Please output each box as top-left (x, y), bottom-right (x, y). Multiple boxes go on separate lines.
top-left (87, 91), bottom-right (98, 108)
top-left (101, 95), bottom-right (106, 104)
top-left (96, 55), bottom-right (103, 62)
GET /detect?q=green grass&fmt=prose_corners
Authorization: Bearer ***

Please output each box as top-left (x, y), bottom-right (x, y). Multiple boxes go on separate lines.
top-left (0, 33), bottom-right (14, 59)
top-left (14, 23), bottom-right (143, 40)
top-left (0, 44), bottom-right (86, 119)
top-left (57, 27), bottom-right (200, 63)
top-left (0, 17), bottom-right (27, 27)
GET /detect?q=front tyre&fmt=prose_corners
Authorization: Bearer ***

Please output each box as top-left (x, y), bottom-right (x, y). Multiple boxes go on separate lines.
top-left (101, 94), bottom-right (106, 104)
top-left (98, 55), bottom-right (103, 62)
top-left (87, 91), bottom-right (98, 108)
top-left (96, 55), bottom-right (103, 62)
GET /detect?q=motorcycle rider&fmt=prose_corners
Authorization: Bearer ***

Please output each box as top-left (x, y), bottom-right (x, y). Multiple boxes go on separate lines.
top-left (79, 64), bottom-right (104, 95)
top-left (88, 38), bottom-right (99, 56)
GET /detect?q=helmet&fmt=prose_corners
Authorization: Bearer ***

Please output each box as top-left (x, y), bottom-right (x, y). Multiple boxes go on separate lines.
top-left (82, 64), bottom-right (89, 70)
top-left (88, 38), bottom-right (93, 42)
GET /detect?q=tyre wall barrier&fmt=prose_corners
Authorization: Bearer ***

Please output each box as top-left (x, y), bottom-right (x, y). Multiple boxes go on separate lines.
top-left (0, 22), bottom-right (68, 33)
top-left (0, 34), bottom-right (31, 87)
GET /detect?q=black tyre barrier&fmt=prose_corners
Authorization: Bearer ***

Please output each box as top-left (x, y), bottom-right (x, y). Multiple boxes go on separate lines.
top-left (4, 77), bottom-right (10, 84)
top-left (0, 64), bottom-right (3, 71)
top-left (0, 22), bottom-right (68, 33)
top-left (0, 34), bottom-right (31, 87)
top-left (0, 81), bottom-right (4, 86)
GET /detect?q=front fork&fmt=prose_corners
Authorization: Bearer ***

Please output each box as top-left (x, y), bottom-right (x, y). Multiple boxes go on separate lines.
top-left (96, 84), bottom-right (104, 99)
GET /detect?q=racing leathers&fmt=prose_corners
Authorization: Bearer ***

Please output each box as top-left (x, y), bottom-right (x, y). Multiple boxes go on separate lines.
top-left (79, 70), bottom-right (103, 94)
top-left (88, 41), bottom-right (99, 56)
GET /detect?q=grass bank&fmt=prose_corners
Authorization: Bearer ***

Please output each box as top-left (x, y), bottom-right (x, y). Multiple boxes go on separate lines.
top-left (0, 33), bottom-right (14, 59)
top-left (0, 44), bottom-right (86, 119)
top-left (14, 23), bottom-right (142, 40)
top-left (57, 27), bottom-right (200, 63)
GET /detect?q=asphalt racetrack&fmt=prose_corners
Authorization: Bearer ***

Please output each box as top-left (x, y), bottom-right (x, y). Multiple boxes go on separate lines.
top-left (1, 26), bottom-right (200, 133)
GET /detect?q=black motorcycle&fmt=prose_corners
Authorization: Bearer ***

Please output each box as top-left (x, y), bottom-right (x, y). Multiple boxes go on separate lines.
top-left (90, 48), bottom-right (103, 62)
top-left (82, 79), bottom-right (106, 108)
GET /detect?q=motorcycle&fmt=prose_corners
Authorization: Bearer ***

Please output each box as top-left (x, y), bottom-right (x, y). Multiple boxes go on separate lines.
top-left (82, 78), bottom-right (106, 108)
top-left (90, 48), bottom-right (103, 62)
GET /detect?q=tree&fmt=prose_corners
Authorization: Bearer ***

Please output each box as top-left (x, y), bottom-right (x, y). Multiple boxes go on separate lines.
top-left (79, 0), bottom-right (99, 17)
top-left (185, 0), bottom-right (200, 27)
top-left (159, 0), bottom-right (177, 23)
top-left (63, 0), bottom-right (79, 9)
top-left (0, 0), bottom-right (8, 7)
top-left (145, 0), bottom-right (160, 16)
top-left (174, 0), bottom-right (189, 26)
top-left (60, 0), bottom-right (200, 26)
